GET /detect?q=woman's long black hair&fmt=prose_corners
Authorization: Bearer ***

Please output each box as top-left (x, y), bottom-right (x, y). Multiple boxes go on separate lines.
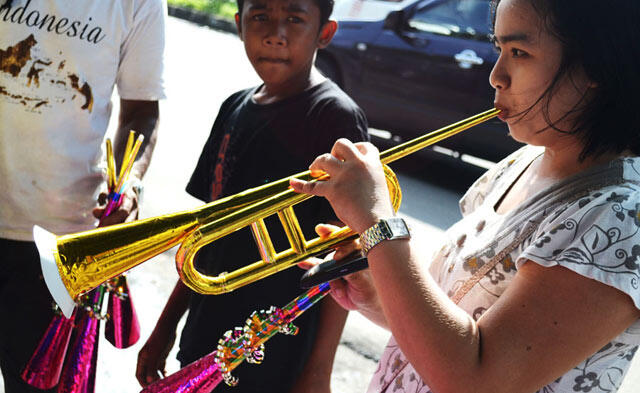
top-left (491, 0), bottom-right (640, 160)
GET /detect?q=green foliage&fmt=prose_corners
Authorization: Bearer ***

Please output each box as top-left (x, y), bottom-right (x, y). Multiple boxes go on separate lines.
top-left (168, 0), bottom-right (238, 20)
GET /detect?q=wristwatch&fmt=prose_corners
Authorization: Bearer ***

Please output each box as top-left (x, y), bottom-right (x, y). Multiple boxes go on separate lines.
top-left (359, 217), bottom-right (411, 256)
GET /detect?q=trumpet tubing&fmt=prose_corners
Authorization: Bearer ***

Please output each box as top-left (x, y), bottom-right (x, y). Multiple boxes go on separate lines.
top-left (38, 109), bottom-right (500, 309)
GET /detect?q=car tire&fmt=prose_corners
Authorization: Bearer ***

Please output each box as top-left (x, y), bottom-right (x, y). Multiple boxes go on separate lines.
top-left (315, 54), bottom-right (342, 87)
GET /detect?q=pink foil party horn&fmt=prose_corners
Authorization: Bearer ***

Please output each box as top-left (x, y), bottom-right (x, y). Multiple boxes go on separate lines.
top-left (105, 276), bottom-right (141, 348)
top-left (140, 351), bottom-right (223, 393)
top-left (21, 307), bottom-right (76, 389)
top-left (57, 289), bottom-right (104, 393)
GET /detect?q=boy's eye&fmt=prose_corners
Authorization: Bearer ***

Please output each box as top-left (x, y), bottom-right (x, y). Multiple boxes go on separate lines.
top-left (287, 16), bottom-right (303, 23)
top-left (252, 13), bottom-right (268, 21)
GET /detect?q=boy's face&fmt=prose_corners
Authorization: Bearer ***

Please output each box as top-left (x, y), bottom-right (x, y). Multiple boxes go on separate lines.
top-left (236, 0), bottom-right (336, 89)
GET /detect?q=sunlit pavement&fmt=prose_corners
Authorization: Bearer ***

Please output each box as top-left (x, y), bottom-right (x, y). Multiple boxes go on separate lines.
top-left (3, 15), bottom-right (639, 393)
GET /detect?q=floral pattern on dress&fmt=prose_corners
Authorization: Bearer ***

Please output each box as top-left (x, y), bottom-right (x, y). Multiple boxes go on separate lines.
top-left (522, 188), bottom-right (640, 299)
top-left (368, 146), bottom-right (640, 393)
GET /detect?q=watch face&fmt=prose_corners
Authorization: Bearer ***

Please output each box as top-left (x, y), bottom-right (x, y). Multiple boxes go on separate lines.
top-left (387, 218), bottom-right (410, 237)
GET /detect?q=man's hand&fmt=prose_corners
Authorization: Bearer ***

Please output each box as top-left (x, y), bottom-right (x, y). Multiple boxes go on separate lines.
top-left (135, 327), bottom-right (176, 387)
top-left (92, 186), bottom-right (139, 226)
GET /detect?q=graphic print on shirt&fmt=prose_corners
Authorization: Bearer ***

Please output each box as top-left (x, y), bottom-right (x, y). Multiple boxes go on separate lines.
top-left (0, 34), bottom-right (93, 113)
top-left (211, 133), bottom-right (232, 201)
top-left (0, 0), bottom-right (105, 114)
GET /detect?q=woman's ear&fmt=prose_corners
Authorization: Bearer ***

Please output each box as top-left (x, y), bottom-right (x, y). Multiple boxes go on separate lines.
top-left (235, 13), bottom-right (243, 40)
top-left (317, 20), bottom-right (338, 48)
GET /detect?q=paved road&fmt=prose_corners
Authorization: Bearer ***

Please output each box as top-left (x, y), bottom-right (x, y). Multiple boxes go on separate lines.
top-left (3, 15), bottom-right (639, 393)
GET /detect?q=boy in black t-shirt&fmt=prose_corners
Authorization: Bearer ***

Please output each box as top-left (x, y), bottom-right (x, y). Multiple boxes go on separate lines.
top-left (136, 1), bottom-right (369, 392)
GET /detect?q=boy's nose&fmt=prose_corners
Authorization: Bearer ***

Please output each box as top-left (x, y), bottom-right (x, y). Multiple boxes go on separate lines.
top-left (263, 34), bottom-right (287, 47)
top-left (263, 24), bottom-right (287, 47)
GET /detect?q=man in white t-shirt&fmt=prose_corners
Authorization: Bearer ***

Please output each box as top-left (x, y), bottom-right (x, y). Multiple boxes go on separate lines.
top-left (0, 0), bottom-right (165, 391)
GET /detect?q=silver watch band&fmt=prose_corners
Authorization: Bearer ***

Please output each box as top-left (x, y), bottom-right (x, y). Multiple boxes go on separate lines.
top-left (359, 217), bottom-right (411, 256)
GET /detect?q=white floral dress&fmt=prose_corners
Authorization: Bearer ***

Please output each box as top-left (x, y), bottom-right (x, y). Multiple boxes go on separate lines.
top-left (367, 146), bottom-right (640, 393)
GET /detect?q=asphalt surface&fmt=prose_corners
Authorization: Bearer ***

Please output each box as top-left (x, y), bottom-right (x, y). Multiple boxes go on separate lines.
top-left (3, 14), bottom-right (639, 393)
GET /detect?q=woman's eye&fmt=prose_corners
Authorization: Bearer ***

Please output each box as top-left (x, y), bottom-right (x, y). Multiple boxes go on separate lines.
top-left (511, 48), bottom-right (527, 58)
top-left (252, 14), bottom-right (268, 21)
top-left (287, 16), bottom-right (303, 23)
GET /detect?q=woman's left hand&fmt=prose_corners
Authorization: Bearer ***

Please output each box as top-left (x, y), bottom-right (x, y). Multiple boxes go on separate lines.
top-left (299, 224), bottom-right (389, 329)
top-left (290, 139), bottom-right (395, 234)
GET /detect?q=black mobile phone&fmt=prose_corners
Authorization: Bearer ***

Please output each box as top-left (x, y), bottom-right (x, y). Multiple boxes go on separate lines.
top-left (299, 251), bottom-right (368, 289)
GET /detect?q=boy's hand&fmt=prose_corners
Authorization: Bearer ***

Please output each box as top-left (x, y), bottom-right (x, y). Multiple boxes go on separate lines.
top-left (289, 374), bottom-right (331, 393)
top-left (136, 327), bottom-right (176, 387)
top-left (92, 185), bottom-right (139, 226)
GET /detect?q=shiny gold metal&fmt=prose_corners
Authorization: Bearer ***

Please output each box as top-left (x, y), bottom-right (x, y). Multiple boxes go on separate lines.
top-left (39, 109), bottom-right (500, 303)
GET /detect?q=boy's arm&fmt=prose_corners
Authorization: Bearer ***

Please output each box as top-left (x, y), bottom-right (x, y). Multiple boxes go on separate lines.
top-left (288, 101), bottom-right (369, 392)
top-left (290, 296), bottom-right (348, 393)
top-left (136, 280), bottom-right (191, 387)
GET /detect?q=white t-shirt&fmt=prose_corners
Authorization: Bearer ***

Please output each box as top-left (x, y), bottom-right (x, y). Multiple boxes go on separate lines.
top-left (0, 0), bottom-right (165, 240)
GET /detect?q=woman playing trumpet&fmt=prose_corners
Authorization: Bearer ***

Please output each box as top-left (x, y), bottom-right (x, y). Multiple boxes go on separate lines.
top-left (291, 0), bottom-right (640, 391)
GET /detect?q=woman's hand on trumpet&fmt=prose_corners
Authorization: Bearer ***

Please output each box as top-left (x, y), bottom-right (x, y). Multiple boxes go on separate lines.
top-left (299, 224), bottom-right (389, 330)
top-left (290, 139), bottom-right (395, 234)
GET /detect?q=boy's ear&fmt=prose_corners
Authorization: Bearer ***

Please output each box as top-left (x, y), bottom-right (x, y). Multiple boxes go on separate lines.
top-left (235, 13), bottom-right (243, 39)
top-left (317, 20), bottom-right (338, 49)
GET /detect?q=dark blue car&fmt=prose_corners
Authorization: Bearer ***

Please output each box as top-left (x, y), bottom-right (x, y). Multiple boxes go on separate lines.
top-left (318, 0), bottom-right (522, 163)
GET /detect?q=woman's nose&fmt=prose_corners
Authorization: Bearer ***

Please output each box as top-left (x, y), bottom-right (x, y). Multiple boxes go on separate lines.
top-left (489, 56), bottom-right (509, 90)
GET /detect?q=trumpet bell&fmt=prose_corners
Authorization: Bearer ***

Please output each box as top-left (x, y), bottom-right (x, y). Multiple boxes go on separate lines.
top-left (35, 225), bottom-right (76, 318)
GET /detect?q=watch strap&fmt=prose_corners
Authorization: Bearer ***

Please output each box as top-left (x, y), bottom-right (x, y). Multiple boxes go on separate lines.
top-left (359, 217), bottom-right (410, 256)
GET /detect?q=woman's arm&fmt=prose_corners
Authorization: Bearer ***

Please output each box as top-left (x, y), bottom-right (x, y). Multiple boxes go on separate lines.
top-left (291, 139), bottom-right (640, 393)
top-left (367, 237), bottom-right (639, 393)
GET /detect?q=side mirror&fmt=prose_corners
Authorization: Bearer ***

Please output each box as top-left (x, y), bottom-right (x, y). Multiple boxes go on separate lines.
top-left (383, 10), bottom-right (404, 31)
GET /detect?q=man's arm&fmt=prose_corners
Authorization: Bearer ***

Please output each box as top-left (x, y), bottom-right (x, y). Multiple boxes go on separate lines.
top-left (113, 99), bottom-right (159, 179)
top-left (94, 99), bottom-right (159, 225)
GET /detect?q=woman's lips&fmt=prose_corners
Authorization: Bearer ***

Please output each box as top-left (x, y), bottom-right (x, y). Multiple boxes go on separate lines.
top-left (494, 103), bottom-right (509, 122)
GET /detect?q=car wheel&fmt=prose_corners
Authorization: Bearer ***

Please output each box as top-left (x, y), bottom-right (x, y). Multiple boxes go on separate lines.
top-left (315, 54), bottom-right (342, 87)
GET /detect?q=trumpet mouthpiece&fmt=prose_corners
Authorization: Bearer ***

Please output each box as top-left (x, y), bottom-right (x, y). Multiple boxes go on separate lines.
top-left (34, 225), bottom-right (75, 318)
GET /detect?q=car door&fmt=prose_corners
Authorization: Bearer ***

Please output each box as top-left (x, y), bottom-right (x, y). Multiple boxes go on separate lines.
top-left (358, 0), bottom-right (496, 136)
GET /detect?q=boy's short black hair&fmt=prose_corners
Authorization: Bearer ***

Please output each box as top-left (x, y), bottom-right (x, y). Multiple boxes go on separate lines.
top-left (491, 0), bottom-right (640, 160)
top-left (237, 0), bottom-right (335, 26)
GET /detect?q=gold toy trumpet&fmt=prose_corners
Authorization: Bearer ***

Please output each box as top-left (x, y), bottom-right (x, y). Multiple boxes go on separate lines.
top-left (36, 109), bottom-right (500, 318)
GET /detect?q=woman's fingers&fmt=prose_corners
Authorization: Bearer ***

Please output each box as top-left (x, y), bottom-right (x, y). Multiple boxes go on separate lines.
top-left (297, 256), bottom-right (325, 270)
top-left (315, 223), bottom-right (341, 238)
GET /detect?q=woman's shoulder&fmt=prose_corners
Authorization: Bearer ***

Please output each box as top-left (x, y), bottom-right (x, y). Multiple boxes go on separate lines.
top-left (459, 145), bottom-right (542, 216)
top-left (518, 176), bottom-right (640, 311)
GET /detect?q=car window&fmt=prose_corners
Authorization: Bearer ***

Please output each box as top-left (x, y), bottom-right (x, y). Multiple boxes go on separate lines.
top-left (407, 0), bottom-right (491, 40)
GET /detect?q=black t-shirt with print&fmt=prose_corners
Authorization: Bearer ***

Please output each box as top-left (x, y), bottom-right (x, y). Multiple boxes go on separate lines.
top-left (180, 80), bottom-right (369, 392)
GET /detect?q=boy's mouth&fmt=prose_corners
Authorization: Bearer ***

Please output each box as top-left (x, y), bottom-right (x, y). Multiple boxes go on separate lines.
top-left (258, 57), bottom-right (290, 64)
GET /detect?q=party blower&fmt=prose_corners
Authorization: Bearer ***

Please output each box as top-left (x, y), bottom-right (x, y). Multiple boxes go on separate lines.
top-left (22, 133), bottom-right (143, 390)
top-left (141, 282), bottom-right (331, 393)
